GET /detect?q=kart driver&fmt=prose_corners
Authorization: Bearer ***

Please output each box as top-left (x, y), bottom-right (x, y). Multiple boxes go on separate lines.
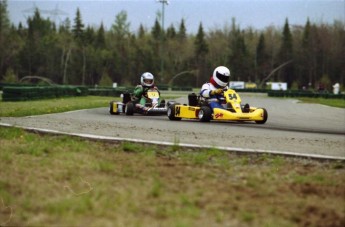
top-left (200, 66), bottom-right (231, 111)
top-left (133, 72), bottom-right (160, 113)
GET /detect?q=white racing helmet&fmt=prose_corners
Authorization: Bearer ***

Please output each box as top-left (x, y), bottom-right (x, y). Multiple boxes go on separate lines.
top-left (212, 66), bottom-right (230, 87)
top-left (140, 72), bottom-right (154, 87)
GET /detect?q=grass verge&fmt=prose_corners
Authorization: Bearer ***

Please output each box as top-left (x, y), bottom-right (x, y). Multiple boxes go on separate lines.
top-left (0, 96), bottom-right (117, 117)
top-left (0, 126), bottom-right (344, 226)
top-left (298, 97), bottom-right (345, 108)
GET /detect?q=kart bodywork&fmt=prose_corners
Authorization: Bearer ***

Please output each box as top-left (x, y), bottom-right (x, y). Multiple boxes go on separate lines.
top-left (167, 89), bottom-right (268, 124)
top-left (109, 88), bottom-right (171, 115)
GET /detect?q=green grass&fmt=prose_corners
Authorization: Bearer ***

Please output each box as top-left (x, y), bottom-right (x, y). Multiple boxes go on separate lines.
top-left (298, 97), bottom-right (345, 108)
top-left (0, 126), bottom-right (344, 226)
top-left (0, 96), bottom-right (116, 117)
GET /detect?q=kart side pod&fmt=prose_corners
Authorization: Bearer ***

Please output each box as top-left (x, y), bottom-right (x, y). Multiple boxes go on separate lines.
top-left (109, 101), bottom-right (124, 115)
top-left (168, 103), bottom-right (267, 124)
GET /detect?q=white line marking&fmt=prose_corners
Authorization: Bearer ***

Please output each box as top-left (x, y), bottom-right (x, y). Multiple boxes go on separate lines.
top-left (0, 123), bottom-right (344, 160)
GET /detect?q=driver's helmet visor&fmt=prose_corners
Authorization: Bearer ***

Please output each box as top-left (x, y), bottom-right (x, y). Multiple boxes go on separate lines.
top-left (144, 79), bottom-right (153, 84)
top-left (216, 71), bottom-right (230, 83)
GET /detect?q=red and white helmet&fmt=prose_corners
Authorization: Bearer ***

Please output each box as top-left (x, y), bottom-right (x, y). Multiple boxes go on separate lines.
top-left (140, 72), bottom-right (154, 87)
top-left (211, 66), bottom-right (230, 87)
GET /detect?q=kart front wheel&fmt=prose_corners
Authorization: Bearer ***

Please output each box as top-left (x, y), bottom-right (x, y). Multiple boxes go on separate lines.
top-left (255, 108), bottom-right (268, 124)
top-left (125, 102), bottom-right (134, 116)
top-left (198, 106), bottom-right (212, 122)
top-left (167, 104), bottom-right (182, 121)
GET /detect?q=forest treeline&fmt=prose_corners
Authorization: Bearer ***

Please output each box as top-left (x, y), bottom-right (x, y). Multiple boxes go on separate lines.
top-left (0, 0), bottom-right (344, 90)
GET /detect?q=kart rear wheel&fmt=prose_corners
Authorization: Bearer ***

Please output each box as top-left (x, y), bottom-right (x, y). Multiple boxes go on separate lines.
top-left (198, 106), bottom-right (212, 122)
top-left (125, 102), bottom-right (134, 116)
top-left (167, 104), bottom-right (182, 121)
top-left (255, 108), bottom-right (268, 124)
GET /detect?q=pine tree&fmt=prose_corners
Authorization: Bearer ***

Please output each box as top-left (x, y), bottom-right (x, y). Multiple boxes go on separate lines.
top-left (20, 8), bottom-right (54, 77)
top-left (59, 18), bottom-right (71, 33)
top-left (278, 18), bottom-right (294, 86)
top-left (84, 26), bottom-right (95, 45)
top-left (0, 0), bottom-right (10, 78)
top-left (300, 18), bottom-right (313, 87)
top-left (72, 8), bottom-right (84, 44)
top-left (138, 24), bottom-right (145, 38)
top-left (71, 8), bottom-right (86, 84)
top-left (228, 29), bottom-right (249, 81)
top-left (256, 33), bottom-right (269, 82)
top-left (151, 19), bottom-right (161, 41)
top-left (0, 0), bottom-right (10, 35)
top-left (95, 23), bottom-right (105, 49)
top-left (194, 23), bottom-right (208, 57)
top-left (279, 19), bottom-right (293, 62)
top-left (166, 24), bottom-right (176, 39)
top-left (256, 34), bottom-right (266, 63)
top-left (177, 18), bottom-right (187, 41)
top-left (194, 23), bottom-right (209, 86)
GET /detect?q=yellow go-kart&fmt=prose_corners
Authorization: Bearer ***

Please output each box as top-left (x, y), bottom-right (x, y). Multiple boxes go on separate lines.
top-left (167, 89), bottom-right (268, 124)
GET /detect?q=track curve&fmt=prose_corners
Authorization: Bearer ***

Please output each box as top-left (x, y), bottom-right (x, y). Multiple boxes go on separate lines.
top-left (1, 93), bottom-right (344, 158)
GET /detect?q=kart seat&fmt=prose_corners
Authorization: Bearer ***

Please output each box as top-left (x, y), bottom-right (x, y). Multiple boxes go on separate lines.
top-left (242, 103), bottom-right (250, 113)
top-left (188, 93), bottom-right (199, 106)
top-left (122, 92), bottom-right (132, 104)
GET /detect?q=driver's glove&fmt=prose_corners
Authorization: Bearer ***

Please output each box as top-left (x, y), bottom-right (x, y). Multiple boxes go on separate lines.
top-left (210, 88), bottom-right (223, 95)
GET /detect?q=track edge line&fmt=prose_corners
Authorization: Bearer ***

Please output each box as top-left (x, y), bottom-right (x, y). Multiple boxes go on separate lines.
top-left (1, 123), bottom-right (344, 161)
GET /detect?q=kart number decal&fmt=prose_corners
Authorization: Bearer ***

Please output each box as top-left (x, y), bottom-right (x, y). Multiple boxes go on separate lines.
top-left (228, 93), bottom-right (237, 100)
top-left (147, 91), bottom-right (159, 98)
top-left (175, 106), bottom-right (181, 116)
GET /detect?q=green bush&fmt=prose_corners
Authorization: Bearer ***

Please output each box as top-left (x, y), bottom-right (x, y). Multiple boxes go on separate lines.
top-left (2, 86), bottom-right (89, 102)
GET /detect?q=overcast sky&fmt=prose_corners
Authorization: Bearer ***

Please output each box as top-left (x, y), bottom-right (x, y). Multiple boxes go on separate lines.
top-left (7, 0), bottom-right (345, 34)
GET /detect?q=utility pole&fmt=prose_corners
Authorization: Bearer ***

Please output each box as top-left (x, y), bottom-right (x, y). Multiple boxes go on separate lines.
top-left (157, 0), bottom-right (168, 82)
top-left (158, 0), bottom-right (168, 30)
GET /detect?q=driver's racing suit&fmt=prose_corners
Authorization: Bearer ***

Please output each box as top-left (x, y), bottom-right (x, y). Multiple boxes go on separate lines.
top-left (133, 84), bottom-right (160, 112)
top-left (200, 82), bottom-right (227, 111)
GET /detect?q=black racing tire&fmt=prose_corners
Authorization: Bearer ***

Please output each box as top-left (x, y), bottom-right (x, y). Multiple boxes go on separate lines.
top-left (255, 108), bottom-right (268, 124)
top-left (125, 102), bottom-right (134, 116)
top-left (167, 104), bottom-right (182, 121)
top-left (167, 101), bottom-right (176, 107)
top-left (198, 106), bottom-right (212, 122)
top-left (109, 101), bottom-right (119, 115)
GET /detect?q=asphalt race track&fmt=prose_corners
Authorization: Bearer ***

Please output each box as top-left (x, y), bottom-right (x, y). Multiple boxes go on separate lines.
top-left (1, 93), bottom-right (344, 159)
